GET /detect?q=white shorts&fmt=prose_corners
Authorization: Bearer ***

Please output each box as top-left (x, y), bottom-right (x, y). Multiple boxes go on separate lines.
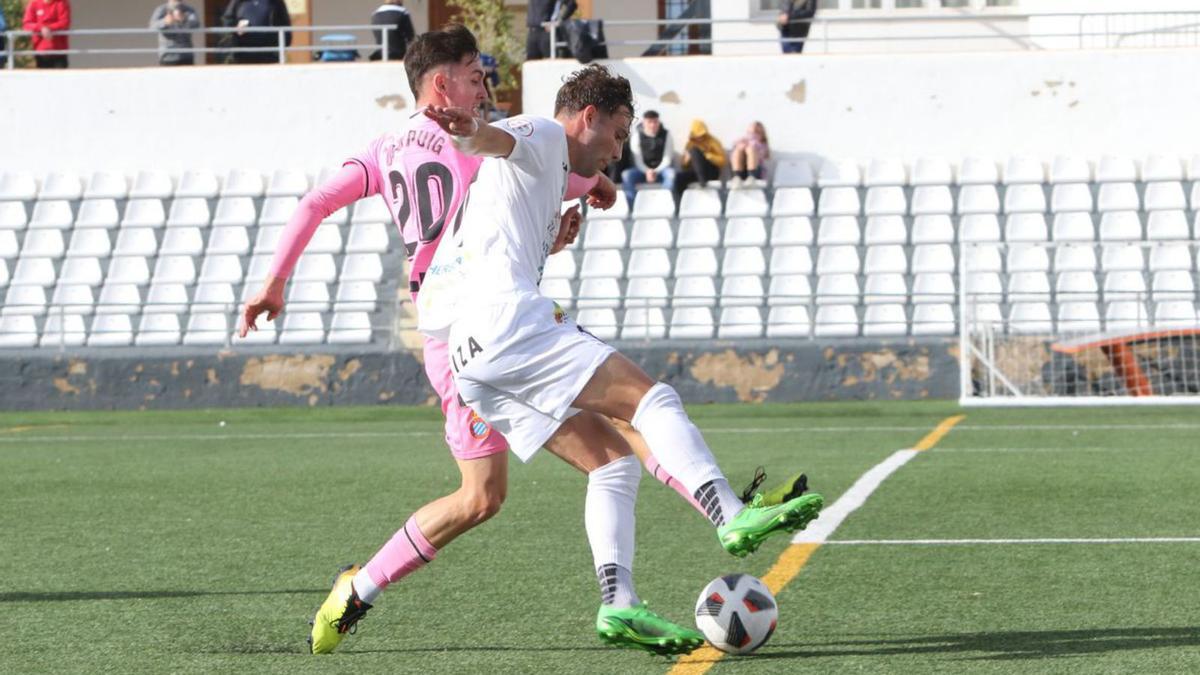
top-left (447, 292), bottom-right (616, 462)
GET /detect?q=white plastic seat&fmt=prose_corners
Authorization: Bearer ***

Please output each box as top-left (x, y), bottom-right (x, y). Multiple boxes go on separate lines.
top-left (1146, 211), bottom-right (1189, 241)
top-left (0, 231), bottom-right (18, 259)
top-left (718, 306), bottom-right (764, 338)
top-left (71, 200), bottom-right (119, 231)
top-left (907, 215), bottom-right (952, 244)
top-left (167, 198), bottom-right (211, 228)
top-left (631, 190), bottom-right (676, 219)
top-left (39, 314), bottom-right (86, 347)
top-left (957, 157), bottom-right (998, 185)
top-left (724, 189), bottom-right (768, 218)
top-left (279, 312), bottom-right (325, 344)
top-left (675, 249), bottom-right (719, 277)
top-left (815, 274), bottom-right (859, 305)
top-left (1050, 156), bottom-right (1091, 184)
top-left (152, 255), bottom-right (197, 285)
top-left (342, 223), bottom-right (386, 254)
top-left (668, 307), bottom-right (714, 339)
top-left (128, 171), bottom-right (173, 199)
top-left (95, 283), bottom-right (142, 315)
top-left (675, 218), bottom-right (720, 248)
top-left (957, 185), bottom-right (1000, 215)
top-left (959, 214), bottom-right (1001, 243)
top-left (258, 196), bottom-right (299, 226)
top-left (1003, 185), bottom-right (1047, 214)
top-left (580, 250), bottom-right (625, 279)
top-left (816, 216), bottom-right (860, 246)
top-left (864, 215), bottom-right (907, 245)
top-left (352, 198), bottom-right (390, 224)
top-left (1190, 183), bottom-right (1200, 212)
top-left (175, 171), bottom-right (220, 199)
top-left (207, 226), bottom-right (250, 255)
top-left (135, 313), bottom-right (182, 345)
top-left (1050, 184), bottom-right (1092, 213)
top-left (1055, 271), bottom-right (1099, 302)
top-left (817, 159), bottom-right (861, 187)
top-left (767, 275), bottom-right (812, 306)
top-left (574, 309), bottom-right (618, 340)
top-left (864, 159), bottom-right (906, 187)
top-left (770, 187), bottom-right (815, 217)
top-left (112, 229), bottom-right (158, 257)
top-left (145, 283), bottom-right (189, 314)
top-left (817, 187), bottom-right (860, 216)
top-left (629, 219), bottom-right (673, 249)
top-left (87, 314), bottom-right (134, 346)
top-left (122, 199), bottom-right (167, 228)
top-left (1007, 272), bottom-right (1051, 302)
top-left (1007, 245), bottom-right (1050, 273)
top-left (576, 278), bottom-right (622, 309)
top-left (863, 186), bottom-right (905, 216)
top-left (183, 313), bottom-right (230, 346)
top-left (862, 304), bottom-right (907, 337)
top-left (234, 316), bottom-right (277, 345)
top-left (1105, 301), bottom-right (1150, 330)
top-left (582, 220), bottom-right (627, 250)
top-left (815, 246), bottom-right (859, 275)
top-left (211, 197), bottom-right (257, 228)
top-left (1051, 213), bottom-right (1094, 242)
top-left (65, 230), bottom-right (111, 259)
top-left (39, 172), bottom-right (83, 201)
top-left (720, 275), bottom-right (765, 308)
top-left (963, 244), bottom-right (1003, 273)
top-left (542, 251), bottom-right (577, 280)
top-left (912, 273), bottom-right (955, 304)
top-left (1103, 271), bottom-right (1148, 301)
top-left (193, 282), bottom-right (237, 313)
top-left (48, 284), bottom-right (93, 319)
top-left (588, 192), bottom-right (629, 221)
top-left (58, 258), bottom-right (103, 287)
top-left (911, 157), bottom-right (952, 186)
top-left (1151, 271), bottom-right (1195, 302)
top-left (340, 253), bottom-right (383, 283)
top-left (771, 159), bottom-right (816, 188)
top-left (2, 286), bottom-right (48, 316)
top-left (160, 227), bottom-right (204, 256)
top-left (22, 230), bottom-right (65, 259)
top-left (1095, 157), bottom-right (1137, 183)
top-left (911, 244), bottom-right (955, 274)
top-left (1143, 182), bottom-right (1186, 211)
top-left (721, 247), bottom-right (766, 277)
top-left (970, 301), bottom-right (1003, 328)
top-left (864, 245), bottom-right (907, 274)
top-left (222, 170), bottom-right (264, 198)
top-left (770, 216), bottom-right (813, 246)
top-left (328, 312), bottom-right (373, 344)
top-left (813, 304), bottom-right (858, 337)
top-left (863, 273), bottom-right (907, 305)
top-left (291, 254), bottom-right (337, 283)
top-left (539, 278), bottom-right (573, 309)
top-left (1098, 212), bottom-right (1142, 241)
top-left (1154, 301), bottom-right (1197, 327)
top-left (29, 201), bottom-right (74, 230)
top-left (722, 217), bottom-right (768, 247)
top-left (1101, 245), bottom-right (1145, 272)
top-left (910, 186), bottom-right (953, 216)
top-left (625, 277), bottom-right (668, 309)
top-left (766, 306), bottom-right (810, 337)
top-left (1056, 248), bottom-right (1100, 279)
top-left (334, 281), bottom-right (377, 312)
top-left (106, 256), bottom-right (151, 285)
top-left (1142, 155), bottom-right (1183, 182)
top-left (0, 172), bottom-right (38, 201)
top-left (1096, 183), bottom-right (1139, 212)
top-left (672, 276), bottom-right (718, 308)
top-left (322, 206), bottom-right (349, 227)
top-left (620, 307), bottom-right (667, 340)
top-left (1003, 157), bottom-right (1045, 184)
top-left (1056, 302), bottom-right (1101, 333)
top-left (252, 226), bottom-right (283, 255)
top-left (770, 246), bottom-right (813, 276)
top-left (266, 170), bottom-right (310, 197)
top-left (305, 224), bottom-right (343, 254)
top-left (0, 203), bottom-right (28, 231)
top-left (1004, 213), bottom-right (1048, 243)
top-left (1148, 244), bottom-right (1192, 272)
top-left (1009, 302), bottom-right (1053, 334)
top-left (678, 188), bottom-right (722, 219)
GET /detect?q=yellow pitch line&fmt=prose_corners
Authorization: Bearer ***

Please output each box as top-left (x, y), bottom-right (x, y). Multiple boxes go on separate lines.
top-left (668, 414), bottom-right (966, 675)
top-left (1, 424), bottom-right (68, 434)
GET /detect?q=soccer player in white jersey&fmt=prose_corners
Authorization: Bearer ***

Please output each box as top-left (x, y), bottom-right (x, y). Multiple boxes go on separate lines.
top-left (419, 64), bottom-right (824, 652)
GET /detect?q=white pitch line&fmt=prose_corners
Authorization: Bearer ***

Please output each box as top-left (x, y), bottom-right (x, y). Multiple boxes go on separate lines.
top-left (793, 448), bottom-right (920, 544)
top-left (826, 537), bottom-right (1200, 545)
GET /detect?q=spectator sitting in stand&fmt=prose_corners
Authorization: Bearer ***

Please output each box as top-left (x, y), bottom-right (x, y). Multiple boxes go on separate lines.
top-left (369, 2), bottom-right (415, 61)
top-left (150, 0), bottom-right (202, 66)
top-left (23, 0), bottom-right (72, 69)
top-left (730, 121), bottom-right (770, 187)
top-left (674, 119), bottom-right (725, 202)
top-left (222, 0), bottom-right (291, 65)
top-left (620, 110), bottom-right (676, 207)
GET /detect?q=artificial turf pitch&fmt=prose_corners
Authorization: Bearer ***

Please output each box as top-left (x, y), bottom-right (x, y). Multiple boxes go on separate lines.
top-left (2, 402), bottom-right (1199, 674)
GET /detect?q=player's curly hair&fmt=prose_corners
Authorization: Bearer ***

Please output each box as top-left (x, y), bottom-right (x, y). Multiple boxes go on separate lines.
top-left (553, 64), bottom-right (635, 118)
top-left (404, 24), bottom-right (480, 99)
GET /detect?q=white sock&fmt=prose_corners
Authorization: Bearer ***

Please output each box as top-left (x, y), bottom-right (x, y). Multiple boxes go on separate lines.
top-left (352, 568), bottom-right (382, 604)
top-left (585, 454), bottom-right (640, 603)
top-left (597, 563), bottom-right (640, 608)
top-left (630, 382), bottom-right (744, 526)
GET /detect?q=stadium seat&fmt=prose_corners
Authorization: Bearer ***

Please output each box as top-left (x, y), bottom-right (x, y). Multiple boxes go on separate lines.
top-left (0, 231), bottom-right (18, 259)
top-left (193, 282), bottom-right (238, 313)
top-left (252, 225), bottom-right (283, 255)
top-left (266, 170), bottom-right (310, 197)
top-left (233, 316), bottom-right (277, 345)
top-left (344, 223), bottom-right (388, 254)
top-left (574, 309), bottom-right (618, 340)
top-left (1095, 156), bottom-right (1137, 183)
top-left (1007, 272), bottom-right (1051, 302)
top-left (39, 172), bottom-right (83, 201)
top-left (676, 218), bottom-right (720, 248)
top-left (306, 224), bottom-right (344, 254)
top-left (1004, 213), bottom-right (1048, 243)
top-left (577, 277), bottom-right (621, 309)
top-left (672, 276), bottom-right (717, 308)
top-left (629, 219), bottom-right (674, 249)
top-left (542, 251), bottom-right (577, 280)
top-left (211, 198), bottom-right (256, 228)
top-left (1151, 271), bottom-right (1195, 302)
top-left (968, 302), bottom-right (1003, 328)
top-left (863, 273), bottom-right (907, 305)
top-left (722, 247), bottom-right (767, 276)
top-left (258, 196), bottom-right (299, 226)
top-left (1190, 183), bottom-right (1200, 211)
top-left (1101, 245), bottom-right (1146, 272)
top-left (538, 278), bottom-right (573, 309)
top-left (95, 283), bottom-right (141, 315)
top-left (278, 312), bottom-right (325, 344)
top-left (1003, 156), bottom-right (1045, 184)
top-left (167, 198), bottom-right (211, 228)
top-left (909, 215), bottom-right (952, 244)
top-left (1050, 184), bottom-right (1093, 213)
top-left (207, 226), bottom-right (251, 255)
top-left (159, 227), bottom-right (203, 257)
top-left (222, 170), bottom-right (264, 198)
top-left (122, 199), bottom-right (166, 229)
top-left (334, 281), bottom-right (377, 312)
top-left (1149, 244), bottom-right (1192, 272)
top-left (766, 305), bottom-right (810, 338)
top-left (770, 187), bottom-right (815, 217)
top-left (327, 311), bottom-right (373, 344)
top-left (1143, 182), bottom-right (1186, 211)
top-left (720, 275), bottom-right (765, 307)
top-left (626, 249), bottom-right (672, 279)
top-left (959, 214), bottom-right (1001, 243)
top-left (1096, 183), bottom-right (1139, 212)
top-left (1055, 271), bottom-right (1100, 302)
top-left (910, 157), bottom-right (952, 186)
top-left (176, 171), bottom-right (220, 199)
top-left (135, 313), bottom-right (182, 345)
top-left (864, 215), bottom-right (907, 245)
top-left (81, 172), bottom-right (128, 200)
top-left (1102, 271), bottom-right (1148, 301)
top-left (631, 189), bottom-right (676, 219)
top-left (678, 188), bottom-right (722, 219)
top-left (723, 217), bottom-right (768, 247)
top-left (669, 307), bottom-right (714, 339)
top-left (862, 304), bottom-right (907, 337)
top-left (1008, 302), bottom-right (1053, 334)
top-left (1146, 211), bottom-right (1189, 241)
top-left (0, 203), bottom-right (28, 232)
top-left (957, 185), bottom-right (1000, 214)
top-left (0, 171), bottom-right (38, 201)
top-left (1105, 300), bottom-right (1150, 330)
top-left (290, 254), bottom-right (336, 283)
top-left (817, 187), bottom-right (860, 216)
top-left (864, 186), bottom-right (906, 216)
top-left (718, 306), bottom-right (764, 338)
top-left (106, 256), bottom-right (151, 285)
top-left (87, 314), bottom-right (134, 346)
top-left (0, 260), bottom-right (11, 287)
top-left (1154, 300), bottom-right (1198, 327)
top-left (816, 216), bottom-right (860, 246)
top-left (724, 189), bottom-right (769, 218)
top-left (770, 216), bottom-right (814, 246)
top-left (817, 159), bottom-right (861, 187)
top-left (352, 198), bottom-right (390, 224)
top-left (183, 313), bottom-right (230, 346)
top-left (29, 201), bottom-right (74, 230)
top-left (113, 229), bottom-right (158, 258)
top-left (963, 245), bottom-right (1003, 273)
top-left (322, 207), bottom-right (349, 227)
top-left (814, 304), bottom-right (858, 337)
top-left (621, 307), bottom-right (667, 340)
top-left (340, 253), bottom-right (383, 283)
top-left (1142, 155), bottom-right (1183, 182)
top-left (675, 248), bottom-right (719, 277)
top-left (66, 230), bottom-right (111, 258)
top-left (1098, 212), bottom-right (1142, 241)
top-left (153, 255), bottom-right (197, 285)
top-left (771, 159), bottom-right (816, 188)
top-left (59, 258), bottom-right (103, 287)
top-left (580, 250), bottom-right (625, 279)
top-left (956, 157), bottom-right (999, 185)
top-left (128, 171), bottom-right (173, 200)
top-left (1050, 156), bottom-right (1092, 184)
top-left (582, 220), bottom-right (627, 250)
top-left (816, 245), bottom-right (859, 275)
top-left (912, 273), bottom-right (955, 304)
top-left (73, 200), bottom-right (119, 231)
top-left (625, 277), bottom-right (669, 308)
top-left (2, 286), bottom-right (48, 316)
top-left (816, 274), bottom-right (859, 305)
top-left (145, 283), bottom-right (189, 314)
top-left (1051, 213), bottom-right (1094, 242)
top-left (588, 192), bottom-right (629, 221)
top-left (864, 245), bottom-right (907, 274)
top-left (22, 230), bottom-right (65, 259)
top-left (767, 274), bottom-right (812, 306)
top-left (1056, 301), bottom-right (1101, 333)
top-left (910, 186), bottom-right (953, 216)
top-left (912, 244), bottom-right (955, 274)
top-left (864, 159), bottom-right (907, 187)
top-left (770, 246), bottom-right (814, 275)
top-left (1003, 185), bottom-right (1047, 214)
top-left (1054, 245), bottom-right (1100, 274)
top-left (39, 314), bottom-right (86, 347)
top-left (1007, 245), bottom-right (1050, 273)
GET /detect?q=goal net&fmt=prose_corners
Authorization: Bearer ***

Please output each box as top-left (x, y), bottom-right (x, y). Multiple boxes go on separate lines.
top-left (959, 240), bottom-right (1200, 406)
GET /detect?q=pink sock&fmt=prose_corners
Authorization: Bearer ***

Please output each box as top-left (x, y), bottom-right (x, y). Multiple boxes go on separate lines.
top-left (643, 453), bottom-right (707, 517)
top-left (363, 515), bottom-right (439, 590)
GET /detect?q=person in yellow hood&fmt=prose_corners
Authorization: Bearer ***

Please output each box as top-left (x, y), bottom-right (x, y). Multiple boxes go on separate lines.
top-left (674, 119), bottom-right (726, 201)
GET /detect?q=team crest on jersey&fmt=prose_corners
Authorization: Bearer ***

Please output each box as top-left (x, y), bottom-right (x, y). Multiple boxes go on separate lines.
top-left (468, 409), bottom-right (491, 439)
top-left (552, 302), bottom-right (567, 324)
top-left (506, 118), bottom-right (535, 137)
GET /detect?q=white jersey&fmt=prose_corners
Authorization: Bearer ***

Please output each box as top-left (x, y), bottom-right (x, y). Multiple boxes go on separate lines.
top-left (418, 115), bottom-right (570, 340)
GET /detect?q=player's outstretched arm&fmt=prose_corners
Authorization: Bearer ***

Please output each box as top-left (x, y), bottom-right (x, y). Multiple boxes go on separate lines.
top-left (238, 276), bottom-right (286, 337)
top-left (424, 106), bottom-right (516, 159)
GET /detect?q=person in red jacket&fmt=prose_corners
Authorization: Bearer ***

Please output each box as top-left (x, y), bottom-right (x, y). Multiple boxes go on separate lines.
top-left (23, 0), bottom-right (72, 69)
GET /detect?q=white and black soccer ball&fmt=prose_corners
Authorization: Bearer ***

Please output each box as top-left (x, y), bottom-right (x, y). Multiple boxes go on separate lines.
top-left (694, 573), bottom-right (778, 654)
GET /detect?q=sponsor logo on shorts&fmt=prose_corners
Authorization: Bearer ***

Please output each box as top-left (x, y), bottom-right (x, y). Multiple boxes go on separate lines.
top-left (506, 118), bottom-right (535, 137)
top-left (468, 409), bottom-right (491, 439)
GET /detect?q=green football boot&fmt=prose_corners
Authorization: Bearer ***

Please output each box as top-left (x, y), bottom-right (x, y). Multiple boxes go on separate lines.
top-left (596, 602), bottom-right (706, 656)
top-left (718, 492), bottom-right (824, 558)
top-left (740, 467), bottom-right (811, 507)
top-left (308, 564), bottom-right (373, 654)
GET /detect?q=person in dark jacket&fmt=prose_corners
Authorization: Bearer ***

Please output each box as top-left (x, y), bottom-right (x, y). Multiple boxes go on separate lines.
top-left (222, 0), bottom-right (291, 64)
top-left (150, 0), bottom-right (202, 66)
top-left (369, 2), bottom-right (415, 61)
top-left (778, 0), bottom-right (816, 54)
top-left (620, 110), bottom-right (676, 207)
top-left (525, 0), bottom-right (575, 60)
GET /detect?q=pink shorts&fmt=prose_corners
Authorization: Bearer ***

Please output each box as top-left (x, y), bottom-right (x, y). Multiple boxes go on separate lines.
top-left (423, 336), bottom-right (509, 460)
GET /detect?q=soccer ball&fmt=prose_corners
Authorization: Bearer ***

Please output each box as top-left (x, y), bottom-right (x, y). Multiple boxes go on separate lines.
top-left (694, 573), bottom-right (778, 654)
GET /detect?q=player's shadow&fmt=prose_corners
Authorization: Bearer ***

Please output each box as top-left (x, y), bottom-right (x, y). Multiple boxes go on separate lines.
top-left (0, 589), bottom-right (322, 603)
top-left (756, 626), bottom-right (1200, 661)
